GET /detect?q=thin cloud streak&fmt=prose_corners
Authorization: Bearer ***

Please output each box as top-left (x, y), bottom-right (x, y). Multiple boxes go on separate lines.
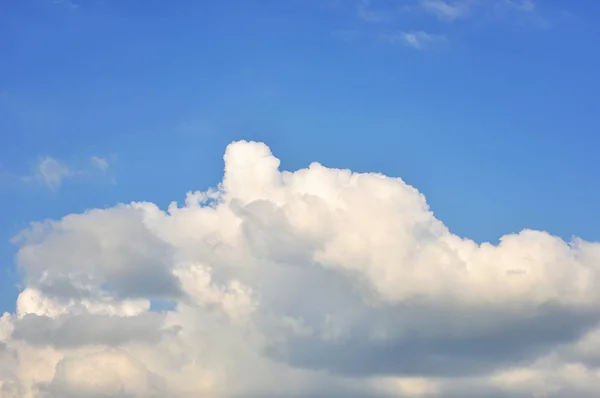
top-left (382, 30), bottom-right (448, 49)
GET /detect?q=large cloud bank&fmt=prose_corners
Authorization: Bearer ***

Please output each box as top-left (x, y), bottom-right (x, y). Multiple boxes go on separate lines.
top-left (2, 141), bottom-right (600, 397)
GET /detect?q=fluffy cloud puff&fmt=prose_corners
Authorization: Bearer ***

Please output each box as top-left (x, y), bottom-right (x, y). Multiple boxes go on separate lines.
top-left (2, 140), bottom-right (600, 398)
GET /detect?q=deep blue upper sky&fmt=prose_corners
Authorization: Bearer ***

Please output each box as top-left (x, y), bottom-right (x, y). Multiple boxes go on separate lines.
top-left (1, 0), bottom-right (599, 312)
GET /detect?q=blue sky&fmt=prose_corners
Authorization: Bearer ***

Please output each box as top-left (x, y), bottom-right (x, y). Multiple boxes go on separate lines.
top-left (1, 0), bottom-right (599, 315)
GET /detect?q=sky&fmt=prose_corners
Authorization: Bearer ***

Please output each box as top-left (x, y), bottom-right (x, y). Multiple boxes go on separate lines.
top-left (1, 0), bottom-right (600, 397)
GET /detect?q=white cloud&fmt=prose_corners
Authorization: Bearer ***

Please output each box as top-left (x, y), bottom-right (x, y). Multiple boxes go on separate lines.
top-left (356, 0), bottom-right (395, 22)
top-left (18, 155), bottom-right (112, 191)
top-left (325, 0), bottom-right (549, 49)
top-left (2, 140), bottom-right (600, 397)
top-left (32, 157), bottom-right (72, 190)
top-left (420, 0), bottom-right (466, 20)
top-left (90, 156), bottom-right (109, 172)
top-left (384, 31), bottom-right (447, 49)
top-left (419, 0), bottom-right (542, 23)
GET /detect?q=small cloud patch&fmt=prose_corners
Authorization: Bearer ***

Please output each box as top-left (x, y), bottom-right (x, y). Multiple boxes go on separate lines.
top-left (91, 156), bottom-right (110, 172)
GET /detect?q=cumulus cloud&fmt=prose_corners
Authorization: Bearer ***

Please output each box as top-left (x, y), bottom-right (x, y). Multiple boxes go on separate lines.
top-left (2, 140), bottom-right (600, 397)
top-left (40, 349), bottom-right (165, 398)
top-left (12, 313), bottom-right (164, 348)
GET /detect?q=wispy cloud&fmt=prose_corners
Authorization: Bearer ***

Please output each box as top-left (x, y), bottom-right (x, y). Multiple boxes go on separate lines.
top-left (90, 156), bottom-right (109, 172)
top-left (420, 0), bottom-right (467, 21)
top-left (491, 0), bottom-right (550, 28)
top-left (383, 31), bottom-right (447, 50)
top-left (327, 0), bottom-right (550, 50)
top-left (31, 157), bottom-right (73, 191)
top-left (356, 0), bottom-right (394, 22)
top-left (419, 0), bottom-right (543, 24)
top-left (16, 154), bottom-right (113, 191)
